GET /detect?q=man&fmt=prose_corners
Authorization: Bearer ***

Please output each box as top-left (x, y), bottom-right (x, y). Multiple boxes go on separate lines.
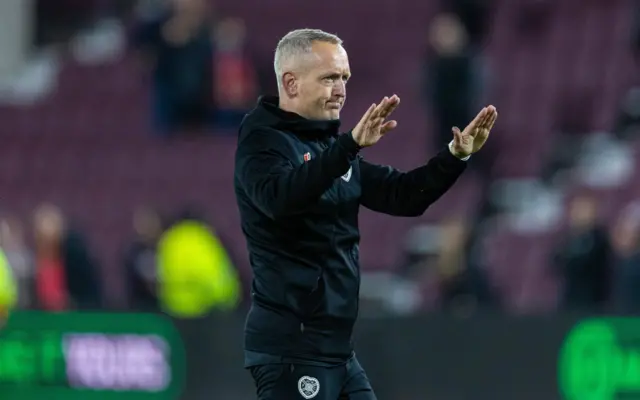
top-left (234, 29), bottom-right (497, 400)
top-left (552, 195), bottom-right (611, 311)
top-left (133, 0), bottom-right (214, 134)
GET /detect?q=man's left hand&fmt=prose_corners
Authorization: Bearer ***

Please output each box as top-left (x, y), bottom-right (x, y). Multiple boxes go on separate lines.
top-left (450, 105), bottom-right (498, 158)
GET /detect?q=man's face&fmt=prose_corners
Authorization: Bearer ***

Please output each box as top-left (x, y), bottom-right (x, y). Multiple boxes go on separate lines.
top-left (287, 42), bottom-right (351, 121)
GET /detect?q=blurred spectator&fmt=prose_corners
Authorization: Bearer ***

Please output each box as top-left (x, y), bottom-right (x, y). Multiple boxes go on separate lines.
top-left (134, 0), bottom-right (215, 135)
top-left (433, 218), bottom-right (498, 315)
top-left (156, 209), bottom-right (241, 318)
top-left (212, 17), bottom-right (259, 129)
top-left (365, 219), bottom-right (497, 316)
top-left (124, 207), bottom-right (163, 312)
top-left (444, 0), bottom-right (492, 49)
top-left (0, 248), bottom-right (17, 326)
top-left (34, 0), bottom-right (132, 48)
top-left (0, 217), bottom-right (34, 309)
top-left (611, 204), bottom-right (640, 314)
top-left (552, 196), bottom-right (612, 311)
top-left (33, 203), bottom-right (67, 311)
top-left (34, 0), bottom-right (94, 47)
top-left (33, 204), bottom-right (102, 311)
top-left (425, 14), bottom-right (481, 150)
top-left (614, 87), bottom-right (640, 140)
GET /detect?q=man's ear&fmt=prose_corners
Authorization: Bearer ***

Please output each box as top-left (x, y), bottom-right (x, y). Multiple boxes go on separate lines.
top-left (282, 72), bottom-right (298, 98)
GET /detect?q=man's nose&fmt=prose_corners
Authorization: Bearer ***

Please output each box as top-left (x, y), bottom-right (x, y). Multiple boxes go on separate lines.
top-left (334, 79), bottom-right (347, 95)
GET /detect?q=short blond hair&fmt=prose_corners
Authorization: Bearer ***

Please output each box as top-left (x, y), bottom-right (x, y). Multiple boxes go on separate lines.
top-left (274, 29), bottom-right (343, 89)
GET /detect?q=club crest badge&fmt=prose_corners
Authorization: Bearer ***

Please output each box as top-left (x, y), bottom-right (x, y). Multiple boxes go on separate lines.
top-left (298, 376), bottom-right (320, 399)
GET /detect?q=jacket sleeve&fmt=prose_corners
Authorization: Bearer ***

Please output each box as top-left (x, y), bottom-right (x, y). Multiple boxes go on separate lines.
top-left (359, 147), bottom-right (467, 216)
top-left (236, 129), bottom-right (360, 218)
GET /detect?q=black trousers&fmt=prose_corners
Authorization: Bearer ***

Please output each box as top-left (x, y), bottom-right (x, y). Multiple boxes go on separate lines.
top-left (249, 356), bottom-right (377, 400)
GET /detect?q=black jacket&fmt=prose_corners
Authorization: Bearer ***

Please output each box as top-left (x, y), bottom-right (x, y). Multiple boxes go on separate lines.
top-left (553, 226), bottom-right (611, 309)
top-left (234, 96), bottom-right (467, 365)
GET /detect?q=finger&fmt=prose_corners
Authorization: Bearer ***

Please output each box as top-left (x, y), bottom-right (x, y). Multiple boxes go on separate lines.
top-left (452, 126), bottom-right (462, 146)
top-left (373, 96), bottom-right (389, 113)
top-left (355, 104), bottom-right (376, 141)
top-left (369, 100), bottom-right (386, 123)
top-left (466, 107), bottom-right (488, 136)
top-left (477, 127), bottom-right (490, 141)
top-left (381, 120), bottom-right (398, 134)
top-left (478, 107), bottom-right (492, 127)
top-left (357, 104), bottom-right (377, 134)
top-left (392, 95), bottom-right (401, 109)
top-left (378, 95), bottom-right (398, 114)
top-left (381, 95), bottom-right (400, 118)
top-left (382, 94), bottom-right (399, 111)
top-left (384, 94), bottom-right (400, 109)
top-left (365, 106), bottom-right (384, 135)
top-left (361, 103), bottom-right (376, 122)
top-left (479, 112), bottom-right (496, 133)
top-left (479, 106), bottom-right (497, 129)
top-left (486, 110), bottom-right (498, 130)
top-left (483, 116), bottom-right (496, 132)
top-left (369, 116), bottom-right (385, 132)
top-left (475, 130), bottom-right (490, 151)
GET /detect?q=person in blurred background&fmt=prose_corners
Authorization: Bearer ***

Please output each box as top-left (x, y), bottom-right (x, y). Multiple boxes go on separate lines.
top-left (123, 206), bottom-right (163, 312)
top-left (445, 0), bottom-right (491, 51)
top-left (0, 217), bottom-right (34, 309)
top-left (610, 204), bottom-right (640, 314)
top-left (156, 208), bottom-right (241, 318)
top-left (235, 28), bottom-right (497, 400)
top-left (614, 87), bottom-right (640, 140)
top-left (133, 0), bottom-right (215, 135)
top-left (33, 203), bottom-right (68, 311)
top-left (34, 0), bottom-right (95, 47)
top-left (552, 195), bottom-right (612, 311)
top-left (0, 247), bottom-right (17, 328)
top-left (212, 17), bottom-right (259, 129)
top-left (426, 13), bottom-right (477, 150)
top-left (425, 13), bottom-right (495, 183)
top-left (33, 203), bottom-right (102, 311)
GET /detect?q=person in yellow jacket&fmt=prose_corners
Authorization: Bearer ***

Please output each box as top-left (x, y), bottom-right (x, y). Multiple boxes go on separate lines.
top-left (157, 217), bottom-right (241, 318)
top-left (0, 248), bottom-right (17, 326)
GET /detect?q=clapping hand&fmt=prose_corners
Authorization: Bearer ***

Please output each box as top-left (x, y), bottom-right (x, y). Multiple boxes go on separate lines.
top-left (450, 105), bottom-right (498, 158)
top-left (351, 95), bottom-right (401, 147)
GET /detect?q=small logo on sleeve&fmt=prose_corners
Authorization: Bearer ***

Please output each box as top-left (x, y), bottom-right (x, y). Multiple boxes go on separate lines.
top-left (341, 166), bottom-right (352, 182)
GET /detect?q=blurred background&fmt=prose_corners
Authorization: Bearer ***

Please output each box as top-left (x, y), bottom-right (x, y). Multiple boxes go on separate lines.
top-left (0, 0), bottom-right (639, 398)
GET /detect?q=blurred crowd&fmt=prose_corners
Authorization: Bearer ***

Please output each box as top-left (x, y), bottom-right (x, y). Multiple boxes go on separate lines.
top-left (132, 0), bottom-right (260, 134)
top-left (0, 203), bottom-right (240, 317)
top-left (364, 194), bottom-right (640, 317)
top-left (0, 0), bottom-right (639, 321)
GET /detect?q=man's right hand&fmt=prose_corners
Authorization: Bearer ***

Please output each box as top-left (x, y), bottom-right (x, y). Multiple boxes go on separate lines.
top-left (351, 95), bottom-right (400, 147)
